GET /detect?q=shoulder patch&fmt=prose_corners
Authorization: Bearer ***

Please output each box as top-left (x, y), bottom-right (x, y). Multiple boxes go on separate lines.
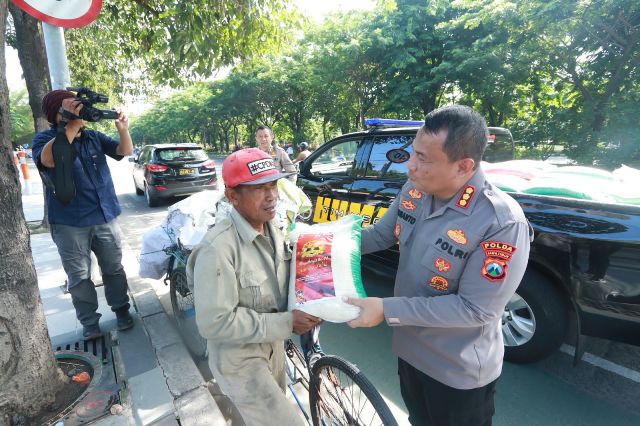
top-left (456, 185), bottom-right (476, 208)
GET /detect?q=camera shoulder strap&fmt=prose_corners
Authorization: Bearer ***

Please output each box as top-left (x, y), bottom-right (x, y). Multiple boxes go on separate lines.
top-left (50, 122), bottom-right (77, 205)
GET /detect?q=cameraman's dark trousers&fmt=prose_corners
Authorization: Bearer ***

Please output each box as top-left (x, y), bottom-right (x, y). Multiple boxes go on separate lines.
top-left (51, 220), bottom-right (130, 326)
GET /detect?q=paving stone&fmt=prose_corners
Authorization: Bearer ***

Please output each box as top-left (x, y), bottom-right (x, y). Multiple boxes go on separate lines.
top-left (175, 387), bottom-right (227, 426)
top-left (128, 367), bottom-right (176, 425)
top-left (143, 312), bottom-right (182, 350)
top-left (128, 276), bottom-right (154, 294)
top-left (117, 316), bottom-right (158, 377)
top-left (156, 342), bottom-right (203, 397)
top-left (132, 287), bottom-right (165, 318)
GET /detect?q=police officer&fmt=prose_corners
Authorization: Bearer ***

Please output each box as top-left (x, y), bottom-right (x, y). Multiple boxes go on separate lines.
top-left (187, 148), bottom-right (320, 426)
top-left (347, 105), bottom-right (532, 426)
top-left (255, 125), bottom-right (297, 182)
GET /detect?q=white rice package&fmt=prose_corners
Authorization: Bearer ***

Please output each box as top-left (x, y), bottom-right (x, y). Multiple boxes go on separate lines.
top-left (288, 215), bottom-right (366, 322)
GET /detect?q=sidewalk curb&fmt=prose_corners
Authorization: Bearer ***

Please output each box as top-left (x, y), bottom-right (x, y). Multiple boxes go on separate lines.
top-left (120, 239), bottom-right (226, 424)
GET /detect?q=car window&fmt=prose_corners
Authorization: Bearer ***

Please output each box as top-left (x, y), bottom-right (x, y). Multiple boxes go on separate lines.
top-left (484, 130), bottom-right (515, 163)
top-left (309, 139), bottom-right (359, 176)
top-left (365, 135), bottom-right (413, 180)
top-left (156, 148), bottom-right (208, 162)
top-left (140, 147), bottom-right (152, 163)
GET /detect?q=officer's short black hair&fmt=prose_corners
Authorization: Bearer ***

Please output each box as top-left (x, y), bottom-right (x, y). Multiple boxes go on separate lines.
top-left (421, 105), bottom-right (488, 169)
top-left (255, 125), bottom-right (274, 136)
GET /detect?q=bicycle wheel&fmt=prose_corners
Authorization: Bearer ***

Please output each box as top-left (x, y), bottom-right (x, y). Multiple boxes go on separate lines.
top-left (169, 267), bottom-right (207, 360)
top-left (309, 355), bottom-right (398, 426)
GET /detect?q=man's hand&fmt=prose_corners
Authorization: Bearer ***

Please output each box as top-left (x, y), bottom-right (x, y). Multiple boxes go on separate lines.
top-left (114, 109), bottom-right (134, 156)
top-left (115, 109), bottom-right (129, 132)
top-left (60, 98), bottom-right (84, 141)
top-left (292, 310), bottom-right (322, 335)
top-left (346, 297), bottom-right (385, 328)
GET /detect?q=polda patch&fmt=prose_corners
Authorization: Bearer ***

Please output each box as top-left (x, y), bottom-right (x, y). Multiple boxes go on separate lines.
top-left (394, 223), bottom-right (402, 238)
top-left (481, 241), bottom-right (516, 260)
top-left (455, 185), bottom-right (476, 209)
top-left (401, 200), bottom-right (417, 211)
top-left (429, 275), bottom-right (449, 291)
top-left (447, 229), bottom-right (467, 245)
top-left (434, 257), bottom-right (451, 273)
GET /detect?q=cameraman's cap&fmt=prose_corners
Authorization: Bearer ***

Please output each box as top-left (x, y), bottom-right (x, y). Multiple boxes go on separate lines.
top-left (42, 90), bottom-right (76, 124)
top-left (222, 148), bottom-right (295, 188)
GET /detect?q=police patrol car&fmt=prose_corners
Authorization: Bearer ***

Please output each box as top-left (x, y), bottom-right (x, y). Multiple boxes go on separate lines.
top-left (296, 119), bottom-right (640, 364)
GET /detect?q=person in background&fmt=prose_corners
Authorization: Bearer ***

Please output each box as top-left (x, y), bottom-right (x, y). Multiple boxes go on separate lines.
top-left (188, 148), bottom-right (321, 426)
top-left (255, 125), bottom-right (297, 183)
top-left (294, 142), bottom-right (312, 163)
top-left (31, 90), bottom-right (134, 340)
top-left (347, 105), bottom-right (532, 426)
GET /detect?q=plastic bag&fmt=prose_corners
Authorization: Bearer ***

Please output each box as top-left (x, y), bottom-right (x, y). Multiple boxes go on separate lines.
top-left (288, 215), bottom-right (366, 322)
top-left (139, 226), bottom-right (171, 279)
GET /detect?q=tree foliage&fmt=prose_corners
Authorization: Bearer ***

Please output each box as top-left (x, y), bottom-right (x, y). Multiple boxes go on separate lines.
top-left (123, 0), bottom-right (639, 167)
top-left (65, 0), bottom-right (301, 96)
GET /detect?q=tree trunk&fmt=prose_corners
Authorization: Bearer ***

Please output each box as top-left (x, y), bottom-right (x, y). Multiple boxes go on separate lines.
top-left (0, 3), bottom-right (67, 421)
top-left (9, 3), bottom-right (52, 229)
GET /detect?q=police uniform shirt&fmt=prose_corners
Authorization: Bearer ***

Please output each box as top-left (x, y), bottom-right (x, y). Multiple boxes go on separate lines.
top-left (361, 168), bottom-right (532, 390)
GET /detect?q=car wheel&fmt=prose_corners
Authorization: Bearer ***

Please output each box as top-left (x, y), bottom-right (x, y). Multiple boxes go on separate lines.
top-left (145, 183), bottom-right (160, 207)
top-left (503, 269), bottom-right (568, 363)
top-left (134, 179), bottom-right (143, 195)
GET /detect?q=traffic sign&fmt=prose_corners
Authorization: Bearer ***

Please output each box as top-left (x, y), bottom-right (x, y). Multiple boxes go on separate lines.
top-left (11, 0), bottom-right (103, 28)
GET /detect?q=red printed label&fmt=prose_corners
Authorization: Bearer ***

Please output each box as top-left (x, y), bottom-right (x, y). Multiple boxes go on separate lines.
top-left (295, 233), bottom-right (335, 303)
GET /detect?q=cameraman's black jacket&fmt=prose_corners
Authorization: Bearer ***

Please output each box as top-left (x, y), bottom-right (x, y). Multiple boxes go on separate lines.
top-left (32, 128), bottom-right (124, 226)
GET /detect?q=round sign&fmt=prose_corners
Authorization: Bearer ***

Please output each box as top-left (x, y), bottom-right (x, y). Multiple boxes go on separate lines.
top-left (385, 148), bottom-right (411, 164)
top-left (11, 0), bottom-right (103, 28)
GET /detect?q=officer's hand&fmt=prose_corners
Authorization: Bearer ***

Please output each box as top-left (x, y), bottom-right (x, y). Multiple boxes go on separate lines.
top-left (292, 310), bottom-right (322, 335)
top-left (345, 297), bottom-right (385, 328)
top-left (115, 109), bottom-right (129, 132)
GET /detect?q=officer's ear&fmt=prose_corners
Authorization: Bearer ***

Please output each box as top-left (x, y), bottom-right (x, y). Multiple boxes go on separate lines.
top-left (456, 158), bottom-right (476, 176)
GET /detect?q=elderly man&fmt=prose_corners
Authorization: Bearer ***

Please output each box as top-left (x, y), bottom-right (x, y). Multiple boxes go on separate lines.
top-left (255, 125), bottom-right (297, 182)
top-left (188, 148), bottom-right (320, 426)
top-left (348, 105), bottom-right (532, 426)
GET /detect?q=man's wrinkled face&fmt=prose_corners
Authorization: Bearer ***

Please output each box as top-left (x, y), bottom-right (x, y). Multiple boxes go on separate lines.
top-left (256, 129), bottom-right (274, 152)
top-left (227, 181), bottom-right (279, 230)
top-left (407, 129), bottom-right (460, 199)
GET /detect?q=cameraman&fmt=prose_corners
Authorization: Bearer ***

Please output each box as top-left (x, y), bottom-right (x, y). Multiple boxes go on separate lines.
top-left (32, 89), bottom-right (134, 340)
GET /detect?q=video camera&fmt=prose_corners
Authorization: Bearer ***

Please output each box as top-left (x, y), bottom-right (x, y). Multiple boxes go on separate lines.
top-left (65, 87), bottom-right (119, 122)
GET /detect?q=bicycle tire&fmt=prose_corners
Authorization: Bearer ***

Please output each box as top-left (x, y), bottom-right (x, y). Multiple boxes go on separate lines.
top-left (169, 267), bottom-right (208, 360)
top-left (309, 355), bottom-right (398, 426)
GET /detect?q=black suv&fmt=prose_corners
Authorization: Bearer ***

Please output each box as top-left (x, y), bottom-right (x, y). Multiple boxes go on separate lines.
top-left (131, 143), bottom-right (218, 207)
top-left (296, 121), bottom-right (640, 363)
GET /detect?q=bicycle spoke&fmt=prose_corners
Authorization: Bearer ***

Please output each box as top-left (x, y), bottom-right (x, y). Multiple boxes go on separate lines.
top-left (313, 363), bottom-right (389, 426)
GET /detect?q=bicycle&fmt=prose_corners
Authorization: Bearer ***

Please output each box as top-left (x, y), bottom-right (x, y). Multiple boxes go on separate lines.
top-left (162, 227), bottom-right (208, 360)
top-left (286, 328), bottom-right (398, 426)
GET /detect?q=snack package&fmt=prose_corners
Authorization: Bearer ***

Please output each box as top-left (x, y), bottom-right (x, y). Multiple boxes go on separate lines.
top-left (288, 215), bottom-right (366, 322)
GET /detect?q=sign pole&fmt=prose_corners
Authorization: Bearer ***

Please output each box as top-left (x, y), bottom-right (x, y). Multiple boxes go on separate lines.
top-left (41, 22), bottom-right (71, 90)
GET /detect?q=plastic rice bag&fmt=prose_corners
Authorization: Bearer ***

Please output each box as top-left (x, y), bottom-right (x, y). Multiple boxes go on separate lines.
top-left (288, 215), bottom-right (366, 322)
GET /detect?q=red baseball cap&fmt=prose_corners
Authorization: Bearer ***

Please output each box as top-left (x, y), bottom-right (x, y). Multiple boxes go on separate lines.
top-left (222, 148), bottom-right (295, 188)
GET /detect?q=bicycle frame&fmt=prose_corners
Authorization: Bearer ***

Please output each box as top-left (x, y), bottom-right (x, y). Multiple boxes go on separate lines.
top-left (161, 226), bottom-right (190, 287)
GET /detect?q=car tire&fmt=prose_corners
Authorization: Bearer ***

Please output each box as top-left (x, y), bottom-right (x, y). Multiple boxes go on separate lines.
top-left (134, 179), bottom-right (144, 195)
top-left (503, 269), bottom-right (568, 363)
top-left (145, 183), bottom-right (160, 207)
